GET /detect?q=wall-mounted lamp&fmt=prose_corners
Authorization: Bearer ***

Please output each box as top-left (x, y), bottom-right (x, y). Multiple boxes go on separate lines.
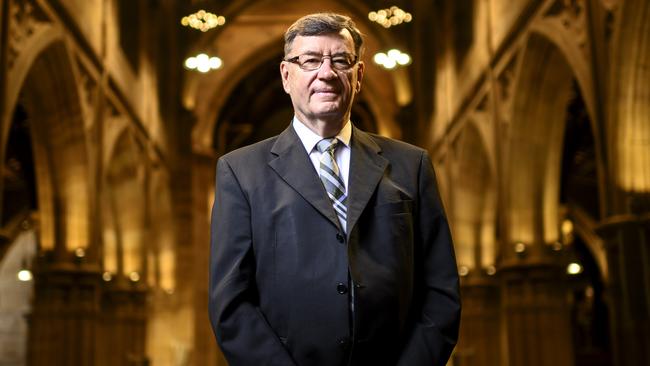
top-left (129, 271), bottom-right (141, 282)
top-left (458, 265), bottom-right (470, 277)
top-left (74, 247), bottom-right (85, 258)
top-left (567, 262), bottom-right (583, 275)
top-left (17, 258), bottom-right (32, 282)
top-left (17, 268), bottom-right (32, 282)
top-left (102, 271), bottom-right (113, 282)
top-left (514, 242), bottom-right (527, 254)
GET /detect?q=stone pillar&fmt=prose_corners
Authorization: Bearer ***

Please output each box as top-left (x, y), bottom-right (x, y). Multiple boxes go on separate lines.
top-left (500, 260), bottom-right (574, 366)
top-left (27, 255), bottom-right (101, 366)
top-left (192, 153), bottom-right (227, 366)
top-left (597, 215), bottom-right (650, 366)
top-left (27, 257), bottom-right (149, 365)
top-left (454, 272), bottom-right (501, 366)
top-left (98, 277), bottom-right (148, 366)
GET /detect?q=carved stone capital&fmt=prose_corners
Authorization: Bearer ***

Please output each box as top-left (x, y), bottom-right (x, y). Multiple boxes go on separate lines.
top-left (542, 0), bottom-right (590, 57)
top-left (7, 0), bottom-right (50, 70)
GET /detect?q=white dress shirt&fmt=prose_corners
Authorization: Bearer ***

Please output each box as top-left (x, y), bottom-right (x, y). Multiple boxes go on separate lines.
top-left (292, 117), bottom-right (351, 192)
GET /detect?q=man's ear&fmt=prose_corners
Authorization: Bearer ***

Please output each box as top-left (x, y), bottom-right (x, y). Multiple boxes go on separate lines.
top-left (355, 61), bottom-right (365, 92)
top-left (280, 62), bottom-right (291, 94)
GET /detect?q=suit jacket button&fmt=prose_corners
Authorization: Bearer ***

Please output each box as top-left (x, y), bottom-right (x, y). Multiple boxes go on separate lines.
top-left (337, 337), bottom-right (350, 349)
top-left (337, 282), bottom-right (348, 294)
top-left (336, 233), bottom-right (345, 243)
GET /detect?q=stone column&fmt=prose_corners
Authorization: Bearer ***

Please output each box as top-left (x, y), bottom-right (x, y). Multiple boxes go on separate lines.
top-left (98, 277), bottom-right (148, 366)
top-left (454, 272), bottom-right (501, 366)
top-left (27, 255), bottom-right (101, 366)
top-left (500, 248), bottom-right (574, 366)
top-left (597, 214), bottom-right (650, 366)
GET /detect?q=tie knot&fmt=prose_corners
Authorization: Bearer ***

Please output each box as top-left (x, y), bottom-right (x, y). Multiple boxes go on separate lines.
top-left (316, 138), bottom-right (338, 154)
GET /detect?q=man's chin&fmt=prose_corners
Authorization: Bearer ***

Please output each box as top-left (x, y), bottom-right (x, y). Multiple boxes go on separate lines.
top-left (310, 102), bottom-right (344, 115)
top-left (311, 109), bottom-right (344, 120)
top-left (298, 111), bottom-right (346, 126)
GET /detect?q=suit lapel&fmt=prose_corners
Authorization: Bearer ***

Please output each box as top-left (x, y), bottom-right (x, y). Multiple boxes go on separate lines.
top-left (346, 127), bottom-right (388, 235)
top-left (268, 125), bottom-right (342, 230)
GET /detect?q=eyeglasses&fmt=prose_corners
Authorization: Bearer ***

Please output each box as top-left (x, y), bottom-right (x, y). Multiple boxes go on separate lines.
top-left (284, 53), bottom-right (358, 71)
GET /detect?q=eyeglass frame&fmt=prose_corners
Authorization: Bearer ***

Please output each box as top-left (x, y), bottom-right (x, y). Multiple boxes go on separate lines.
top-left (283, 52), bottom-right (359, 71)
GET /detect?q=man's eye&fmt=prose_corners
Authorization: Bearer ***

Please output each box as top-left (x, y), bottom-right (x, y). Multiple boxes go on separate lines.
top-left (332, 59), bottom-right (350, 66)
top-left (302, 58), bottom-right (321, 65)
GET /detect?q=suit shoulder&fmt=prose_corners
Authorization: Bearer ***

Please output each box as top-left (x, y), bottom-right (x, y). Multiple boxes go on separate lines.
top-left (218, 135), bottom-right (278, 166)
top-left (365, 132), bottom-right (427, 157)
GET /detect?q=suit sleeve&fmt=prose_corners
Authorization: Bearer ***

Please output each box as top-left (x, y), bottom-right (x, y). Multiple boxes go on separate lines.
top-left (397, 151), bottom-right (461, 366)
top-left (209, 157), bottom-right (297, 366)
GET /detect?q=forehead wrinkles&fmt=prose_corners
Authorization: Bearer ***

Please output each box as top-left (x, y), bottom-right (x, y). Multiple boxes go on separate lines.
top-left (289, 32), bottom-right (355, 55)
top-left (299, 51), bottom-right (353, 57)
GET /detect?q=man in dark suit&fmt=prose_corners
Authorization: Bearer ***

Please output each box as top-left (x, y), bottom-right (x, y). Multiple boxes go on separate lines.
top-left (210, 13), bottom-right (460, 366)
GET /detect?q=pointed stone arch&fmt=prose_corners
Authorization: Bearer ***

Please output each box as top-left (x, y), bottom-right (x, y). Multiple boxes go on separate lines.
top-left (3, 31), bottom-right (90, 256)
top-left (448, 117), bottom-right (501, 366)
top-left (505, 27), bottom-right (609, 282)
top-left (507, 31), bottom-right (600, 255)
top-left (104, 127), bottom-right (147, 279)
top-left (501, 29), bottom-right (608, 366)
top-left (451, 120), bottom-right (497, 273)
top-left (2, 23), bottom-right (102, 365)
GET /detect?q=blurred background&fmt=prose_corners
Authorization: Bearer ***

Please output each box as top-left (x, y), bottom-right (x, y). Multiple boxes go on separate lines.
top-left (0, 0), bottom-right (648, 365)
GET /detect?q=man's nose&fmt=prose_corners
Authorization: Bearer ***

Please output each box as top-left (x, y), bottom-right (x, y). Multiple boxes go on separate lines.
top-left (317, 58), bottom-right (338, 79)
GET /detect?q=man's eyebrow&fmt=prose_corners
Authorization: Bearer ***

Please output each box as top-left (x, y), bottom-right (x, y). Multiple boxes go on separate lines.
top-left (299, 51), bottom-right (353, 56)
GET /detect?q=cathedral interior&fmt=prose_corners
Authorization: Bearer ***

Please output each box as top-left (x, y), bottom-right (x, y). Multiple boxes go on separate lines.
top-left (0, 0), bottom-right (649, 365)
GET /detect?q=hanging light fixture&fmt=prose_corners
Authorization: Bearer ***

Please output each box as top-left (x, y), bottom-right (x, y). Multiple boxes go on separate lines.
top-left (181, 10), bottom-right (226, 32)
top-left (373, 49), bottom-right (411, 69)
top-left (185, 53), bottom-right (223, 73)
top-left (368, 6), bottom-right (412, 28)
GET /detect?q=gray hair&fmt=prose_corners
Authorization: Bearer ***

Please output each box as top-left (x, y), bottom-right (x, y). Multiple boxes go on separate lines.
top-left (283, 13), bottom-right (364, 57)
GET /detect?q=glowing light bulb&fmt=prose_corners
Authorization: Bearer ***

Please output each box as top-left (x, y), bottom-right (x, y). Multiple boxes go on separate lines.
top-left (567, 262), bottom-right (583, 275)
top-left (129, 271), bottom-right (141, 282)
top-left (17, 269), bottom-right (32, 282)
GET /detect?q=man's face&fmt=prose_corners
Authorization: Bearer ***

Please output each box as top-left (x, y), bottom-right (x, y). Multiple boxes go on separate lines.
top-left (280, 29), bottom-right (364, 126)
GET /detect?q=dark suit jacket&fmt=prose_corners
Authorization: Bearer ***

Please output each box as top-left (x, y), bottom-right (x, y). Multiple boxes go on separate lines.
top-left (209, 125), bottom-right (460, 366)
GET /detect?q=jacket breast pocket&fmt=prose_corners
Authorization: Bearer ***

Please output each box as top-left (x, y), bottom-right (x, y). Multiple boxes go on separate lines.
top-left (368, 199), bottom-right (415, 252)
top-left (373, 199), bottom-right (414, 217)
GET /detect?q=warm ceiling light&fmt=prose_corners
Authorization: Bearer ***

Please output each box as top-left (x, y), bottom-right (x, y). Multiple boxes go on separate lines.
top-left (181, 10), bottom-right (225, 32)
top-left (368, 6), bottom-right (412, 28)
top-left (185, 53), bottom-right (223, 73)
top-left (567, 262), bottom-right (583, 275)
top-left (373, 49), bottom-right (411, 69)
top-left (17, 269), bottom-right (33, 282)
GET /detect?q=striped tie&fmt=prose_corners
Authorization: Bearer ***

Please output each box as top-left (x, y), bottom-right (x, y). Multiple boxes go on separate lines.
top-left (316, 138), bottom-right (347, 232)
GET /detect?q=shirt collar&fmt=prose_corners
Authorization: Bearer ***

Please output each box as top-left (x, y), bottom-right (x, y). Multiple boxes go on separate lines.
top-left (292, 117), bottom-right (351, 153)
